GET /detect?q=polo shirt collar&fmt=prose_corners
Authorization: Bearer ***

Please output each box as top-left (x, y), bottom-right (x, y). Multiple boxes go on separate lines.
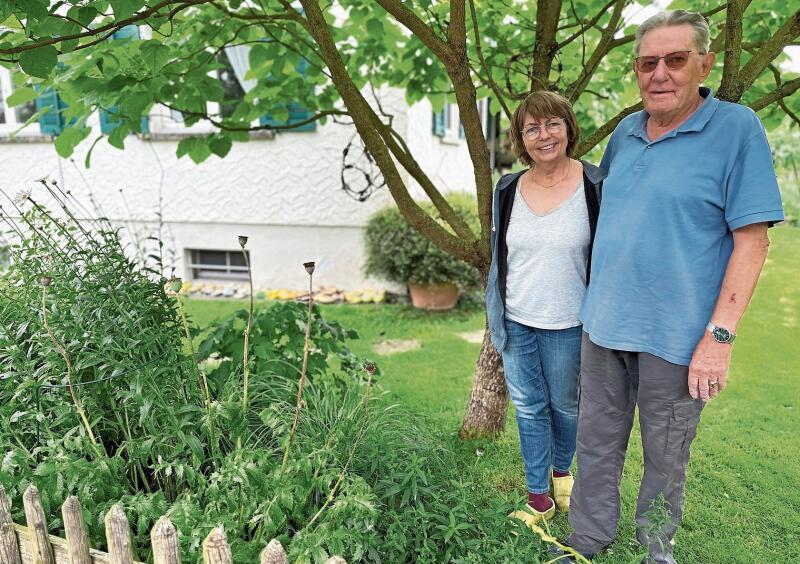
top-left (627, 87), bottom-right (719, 141)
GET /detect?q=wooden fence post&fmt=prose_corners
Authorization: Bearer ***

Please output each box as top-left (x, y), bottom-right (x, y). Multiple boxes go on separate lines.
top-left (105, 504), bottom-right (134, 564)
top-left (23, 484), bottom-right (55, 564)
top-left (0, 485), bottom-right (22, 564)
top-left (62, 496), bottom-right (91, 564)
top-left (202, 527), bottom-right (232, 564)
top-left (260, 539), bottom-right (288, 564)
top-left (151, 516), bottom-right (181, 564)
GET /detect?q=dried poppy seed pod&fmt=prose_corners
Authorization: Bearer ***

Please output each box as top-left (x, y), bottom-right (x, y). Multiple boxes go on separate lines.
top-left (40, 276), bottom-right (52, 287)
top-left (303, 261), bottom-right (315, 275)
top-left (238, 235), bottom-right (248, 248)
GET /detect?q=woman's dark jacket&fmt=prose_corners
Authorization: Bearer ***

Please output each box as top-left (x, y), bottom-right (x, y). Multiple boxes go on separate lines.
top-left (485, 160), bottom-right (607, 352)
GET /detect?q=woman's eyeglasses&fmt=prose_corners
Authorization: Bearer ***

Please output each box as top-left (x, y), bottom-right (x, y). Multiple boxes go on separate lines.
top-left (521, 118), bottom-right (565, 140)
top-left (634, 50), bottom-right (694, 73)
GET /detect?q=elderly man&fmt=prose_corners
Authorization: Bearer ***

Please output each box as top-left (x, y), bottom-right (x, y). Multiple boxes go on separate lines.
top-left (562, 10), bottom-right (785, 564)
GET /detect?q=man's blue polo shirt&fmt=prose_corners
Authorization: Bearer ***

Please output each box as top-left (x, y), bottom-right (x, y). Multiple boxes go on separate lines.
top-left (580, 88), bottom-right (784, 365)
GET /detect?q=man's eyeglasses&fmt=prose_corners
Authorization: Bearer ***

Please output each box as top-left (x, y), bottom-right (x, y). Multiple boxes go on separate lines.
top-left (634, 50), bottom-right (694, 73)
top-left (521, 118), bottom-right (565, 140)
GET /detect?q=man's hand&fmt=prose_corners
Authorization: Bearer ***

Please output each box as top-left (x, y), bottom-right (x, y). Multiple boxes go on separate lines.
top-left (688, 332), bottom-right (732, 402)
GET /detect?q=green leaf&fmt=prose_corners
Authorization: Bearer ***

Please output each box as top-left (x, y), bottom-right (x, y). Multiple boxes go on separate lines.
top-left (67, 5), bottom-right (98, 26)
top-left (107, 122), bottom-right (129, 149)
top-left (139, 41), bottom-right (170, 73)
top-left (16, 0), bottom-right (48, 21)
top-left (0, 0), bottom-right (14, 21)
top-left (54, 126), bottom-right (90, 158)
top-left (6, 86), bottom-right (37, 107)
top-left (366, 18), bottom-right (383, 36)
top-left (110, 0), bottom-right (144, 20)
top-left (209, 135), bottom-right (232, 158)
top-left (19, 45), bottom-right (58, 78)
top-left (120, 91), bottom-right (150, 118)
top-left (176, 137), bottom-right (212, 163)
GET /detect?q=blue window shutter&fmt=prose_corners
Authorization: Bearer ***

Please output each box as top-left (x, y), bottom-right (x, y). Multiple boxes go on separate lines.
top-left (260, 58), bottom-right (316, 132)
top-left (458, 122), bottom-right (465, 139)
top-left (100, 106), bottom-right (149, 134)
top-left (36, 88), bottom-right (65, 135)
top-left (112, 25), bottom-right (140, 40)
top-left (432, 109), bottom-right (446, 137)
top-left (99, 106), bottom-right (118, 134)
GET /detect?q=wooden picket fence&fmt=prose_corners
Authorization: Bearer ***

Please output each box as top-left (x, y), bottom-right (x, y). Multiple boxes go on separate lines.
top-left (0, 484), bottom-right (347, 564)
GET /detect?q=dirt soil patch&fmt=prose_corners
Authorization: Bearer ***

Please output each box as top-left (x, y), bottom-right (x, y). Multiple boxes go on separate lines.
top-left (373, 339), bottom-right (421, 355)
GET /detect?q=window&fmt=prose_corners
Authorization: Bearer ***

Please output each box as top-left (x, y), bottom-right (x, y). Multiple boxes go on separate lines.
top-left (0, 69), bottom-right (37, 131)
top-left (187, 249), bottom-right (250, 281)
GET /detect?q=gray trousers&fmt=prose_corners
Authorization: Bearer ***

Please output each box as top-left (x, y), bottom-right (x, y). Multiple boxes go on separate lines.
top-left (567, 333), bottom-right (704, 563)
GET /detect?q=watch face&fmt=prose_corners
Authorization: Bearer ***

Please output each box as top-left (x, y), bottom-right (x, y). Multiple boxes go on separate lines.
top-left (713, 327), bottom-right (731, 343)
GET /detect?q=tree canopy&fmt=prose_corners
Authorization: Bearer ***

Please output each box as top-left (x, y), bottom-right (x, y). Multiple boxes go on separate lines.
top-left (3, 0), bottom-right (798, 436)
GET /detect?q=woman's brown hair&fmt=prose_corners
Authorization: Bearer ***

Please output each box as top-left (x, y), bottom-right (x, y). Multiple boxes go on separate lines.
top-left (509, 90), bottom-right (580, 166)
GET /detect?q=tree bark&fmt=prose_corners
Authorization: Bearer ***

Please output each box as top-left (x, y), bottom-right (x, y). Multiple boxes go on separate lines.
top-left (459, 327), bottom-right (508, 439)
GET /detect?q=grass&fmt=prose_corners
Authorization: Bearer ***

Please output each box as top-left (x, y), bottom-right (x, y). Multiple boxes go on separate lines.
top-left (183, 225), bottom-right (800, 562)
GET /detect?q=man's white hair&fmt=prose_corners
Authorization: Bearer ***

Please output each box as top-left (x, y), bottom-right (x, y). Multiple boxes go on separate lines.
top-left (634, 10), bottom-right (711, 55)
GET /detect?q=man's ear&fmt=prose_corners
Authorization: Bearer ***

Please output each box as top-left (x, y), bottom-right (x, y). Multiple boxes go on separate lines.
top-left (700, 52), bottom-right (716, 81)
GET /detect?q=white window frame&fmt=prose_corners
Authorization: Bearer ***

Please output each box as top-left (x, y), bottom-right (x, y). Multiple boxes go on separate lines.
top-left (0, 68), bottom-right (41, 137)
top-left (186, 248), bottom-right (251, 281)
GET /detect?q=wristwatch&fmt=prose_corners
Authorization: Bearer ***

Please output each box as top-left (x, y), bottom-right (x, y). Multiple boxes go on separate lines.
top-left (706, 322), bottom-right (736, 344)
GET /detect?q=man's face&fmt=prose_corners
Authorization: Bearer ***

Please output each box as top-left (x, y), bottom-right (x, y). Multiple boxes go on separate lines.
top-left (634, 24), bottom-right (714, 120)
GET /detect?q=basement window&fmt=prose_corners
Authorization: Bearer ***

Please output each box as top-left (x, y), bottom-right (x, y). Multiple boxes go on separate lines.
top-left (187, 249), bottom-right (249, 281)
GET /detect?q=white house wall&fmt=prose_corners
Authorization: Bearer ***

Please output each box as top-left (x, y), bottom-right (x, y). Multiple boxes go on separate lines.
top-left (0, 88), bottom-right (477, 291)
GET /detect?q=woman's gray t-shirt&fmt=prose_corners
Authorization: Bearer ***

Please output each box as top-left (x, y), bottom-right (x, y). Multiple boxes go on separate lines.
top-left (505, 181), bottom-right (590, 330)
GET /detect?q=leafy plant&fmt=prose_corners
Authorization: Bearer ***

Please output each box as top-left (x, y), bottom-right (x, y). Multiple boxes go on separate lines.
top-left (363, 194), bottom-right (481, 289)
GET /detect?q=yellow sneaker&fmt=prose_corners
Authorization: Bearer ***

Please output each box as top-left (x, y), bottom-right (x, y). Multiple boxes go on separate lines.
top-left (509, 499), bottom-right (556, 529)
top-left (551, 472), bottom-right (574, 512)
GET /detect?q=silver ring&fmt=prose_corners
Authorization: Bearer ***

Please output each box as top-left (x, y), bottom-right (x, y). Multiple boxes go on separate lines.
top-left (709, 381), bottom-right (719, 388)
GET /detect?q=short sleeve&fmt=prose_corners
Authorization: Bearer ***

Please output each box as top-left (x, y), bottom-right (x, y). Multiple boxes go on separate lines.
top-left (599, 128), bottom-right (617, 171)
top-left (725, 129), bottom-right (784, 231)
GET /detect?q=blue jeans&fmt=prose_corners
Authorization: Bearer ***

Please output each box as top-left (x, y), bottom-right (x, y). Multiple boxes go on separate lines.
top-left (502, 319), bottom-right (582, 493)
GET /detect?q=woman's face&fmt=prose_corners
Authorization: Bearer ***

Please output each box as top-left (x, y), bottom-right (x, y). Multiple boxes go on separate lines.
top-left (521, 113), bottom-right (570, 166)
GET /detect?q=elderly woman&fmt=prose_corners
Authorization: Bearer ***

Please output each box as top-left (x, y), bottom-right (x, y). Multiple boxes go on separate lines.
top-left (485, 90), bottom-right (606, 524)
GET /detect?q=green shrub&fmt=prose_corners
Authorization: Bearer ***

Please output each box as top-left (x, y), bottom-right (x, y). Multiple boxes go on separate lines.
top-left (0, 184), bottom-right (549, 562)
top-left (363, 194), bottom-right (481, 289)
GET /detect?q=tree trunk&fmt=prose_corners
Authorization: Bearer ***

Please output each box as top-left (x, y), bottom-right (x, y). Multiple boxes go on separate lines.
top-left (459, 327), bottom-right (508, 439)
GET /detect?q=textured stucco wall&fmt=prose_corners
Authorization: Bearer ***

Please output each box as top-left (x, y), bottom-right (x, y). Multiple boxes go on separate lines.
top-left (0, 88), bottom-right (477, 290)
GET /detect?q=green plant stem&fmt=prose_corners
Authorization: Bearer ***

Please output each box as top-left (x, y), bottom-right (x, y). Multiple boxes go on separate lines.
top-left (41, 285), bottom-right (104, 460)
top-left (176, 295), bottom-right (218, 461)
top-left (281, 272), bottom-right (314, 473)
top-left (239, 247), bottom-right (254, 451)
top-left (306, 369), bottom-right (373, 529)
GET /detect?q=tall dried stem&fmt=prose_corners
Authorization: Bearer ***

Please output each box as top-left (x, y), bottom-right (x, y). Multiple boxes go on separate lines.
top-left (40, 280), bottom-right (104, 459)
top-left (281, 261), bottom-right (316, 472)
top-left (238, 236), bottom-right (254, 452)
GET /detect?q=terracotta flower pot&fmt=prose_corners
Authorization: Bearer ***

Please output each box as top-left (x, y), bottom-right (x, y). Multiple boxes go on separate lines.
top-left (408, 282), bottom-right (460, 311)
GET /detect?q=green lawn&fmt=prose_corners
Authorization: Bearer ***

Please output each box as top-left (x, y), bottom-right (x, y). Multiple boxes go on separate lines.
top-left (184, 226), bottom-right (800, 562)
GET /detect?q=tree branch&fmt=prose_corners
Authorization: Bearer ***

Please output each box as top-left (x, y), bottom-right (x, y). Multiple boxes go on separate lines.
top-left (468, 0), bottom-right (511, 121)
top-left (734, 10), bottom-right (800, 100)
top-left (370, 113), bottom-right (476, 241)
top-left (375, 0), bottom-right (455, 66)
top-left (557, 0), bottom-right (617, 50)
top-left (717, 0), bottom-right (745, 101)
top-left (530, 0), bottom-right (563, 90)
top-left (298, 0), bottom-right (477, 265)
top-left (574, 101), bottom-right (643, 158)
top-left (0, 0), bottom-right (209, 55)
top-left (748, 77), bottom-right (800, 113)
top-left (565, 0), bottom-right (626, 103)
